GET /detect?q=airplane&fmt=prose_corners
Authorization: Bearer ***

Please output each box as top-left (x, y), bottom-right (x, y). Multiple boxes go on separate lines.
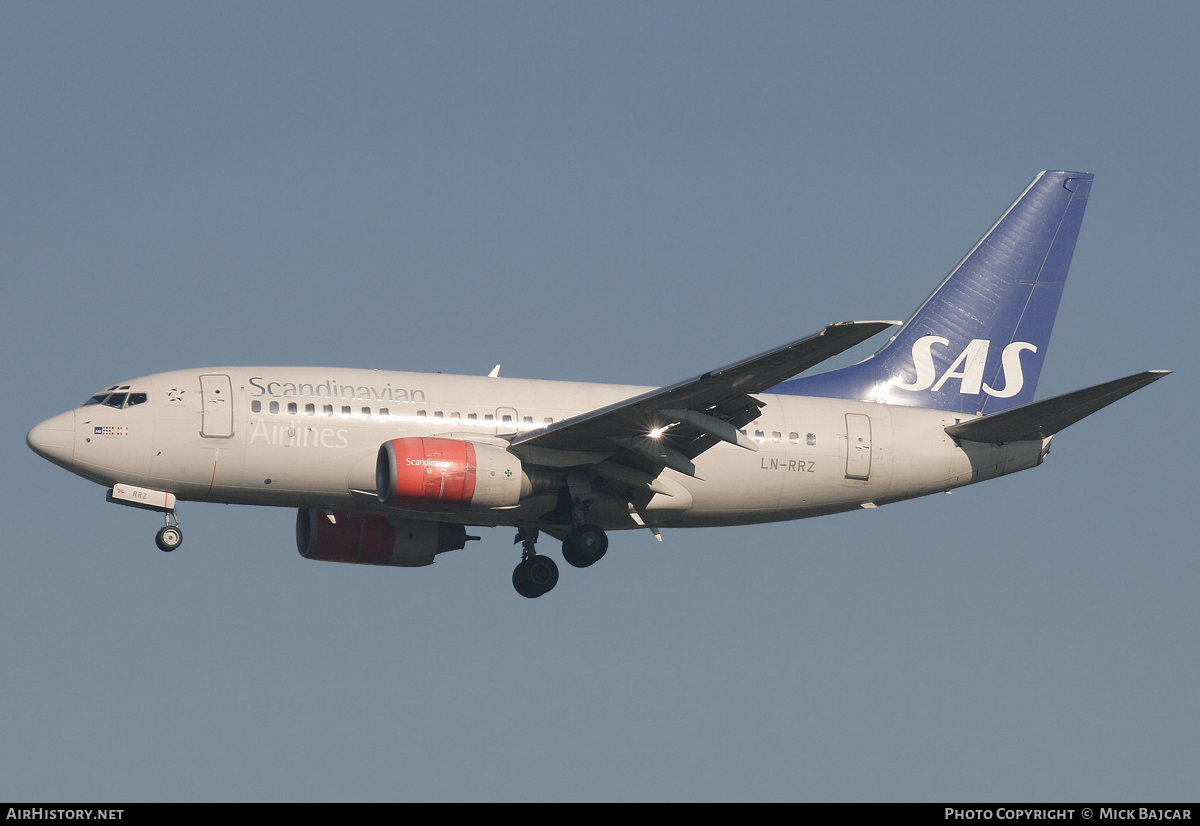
top-left (27, 170), bottom-right (1169, 598)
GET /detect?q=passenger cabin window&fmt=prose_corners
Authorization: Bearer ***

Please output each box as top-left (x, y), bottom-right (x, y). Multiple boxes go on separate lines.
top-left (754, 430), bottom-right (765, 443)
top-left (361, 407), bottom-right (371, 418)
top-left (523, 416), bottom-right (533, 424)
top-left (288, 402), bottom-right (298, 415)
top-left (251, 400), bottom-right (261, 413)
top-left (789, 432), bottom-right (800, 444)
top-left (484, 414), bottom-right (494, 422)
top-left (380, 408), bottom-right (389, 419)
top-left (323, 404), bottom-right (334, 416)
top-left (771, 431), bottom-right (782, 443)
top-left (434, 411), bottom-right (443, 419)
top-left (806, 433), bottom-right (816, 446)
top-left (544, 417), bottom-right (553, 424)
top-left (502, 414), bottom-right (513, 423)
top-left (467, 413), bottom-right (478, 421)
top-left (417, 410), bottom-right (427, 418)
top-left (269, 401), bottom-right (279, 414)
top-left (306, 403), bottom-right (315, 415)
top-left (341, 405), bottom-right (351, 417)
top-left (450, 412), bottom-right (460, 422)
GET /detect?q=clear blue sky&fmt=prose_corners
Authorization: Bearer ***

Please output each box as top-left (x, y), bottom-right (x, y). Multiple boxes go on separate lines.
top-left (2, 2), bottom-right (1196, 801)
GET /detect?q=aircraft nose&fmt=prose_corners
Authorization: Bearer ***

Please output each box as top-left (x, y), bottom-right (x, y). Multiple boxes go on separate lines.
top-left (27, 410), bottom-right (75, 469)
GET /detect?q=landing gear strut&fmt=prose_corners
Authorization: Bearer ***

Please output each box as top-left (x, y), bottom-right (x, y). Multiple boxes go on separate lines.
top-left (512, 527), bottom-right (558, 598)
top-left (155, 511), bottom-right (183, 552)
top-left (561, 476), bottom-right (608, 568)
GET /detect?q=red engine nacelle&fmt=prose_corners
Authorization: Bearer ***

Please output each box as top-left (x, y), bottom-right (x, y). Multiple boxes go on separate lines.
top-left (296, 508), bottom-right (471, 567)
top-left (375, 437), bottom-right (523, 511)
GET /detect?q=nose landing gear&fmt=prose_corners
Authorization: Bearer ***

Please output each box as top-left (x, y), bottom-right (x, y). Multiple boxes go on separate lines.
top-left (154, 511), bottom-right (183, 552)
top-left (105, 484), bottom-right (184, 553)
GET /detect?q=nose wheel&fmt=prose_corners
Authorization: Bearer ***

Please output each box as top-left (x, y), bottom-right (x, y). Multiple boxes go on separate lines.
top-left (155, 512), bottom-right (183, 552)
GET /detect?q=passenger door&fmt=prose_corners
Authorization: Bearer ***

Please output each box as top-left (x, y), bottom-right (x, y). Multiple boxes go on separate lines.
top-left (199, 374), bottom-right (234, 438)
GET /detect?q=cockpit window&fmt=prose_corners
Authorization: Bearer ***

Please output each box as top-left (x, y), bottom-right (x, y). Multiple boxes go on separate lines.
top-left (84, 390), bottom-right (147, 408)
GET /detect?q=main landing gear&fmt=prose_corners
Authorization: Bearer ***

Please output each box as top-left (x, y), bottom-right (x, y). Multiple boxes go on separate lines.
top-left (154, 511), bottom-right (183, 552)
top-left (510, 522), bottom-right (611, 598)
top-left (512, 527), bottom-right (558, 599)
top-left (562, 523), bottom-right (608, 568)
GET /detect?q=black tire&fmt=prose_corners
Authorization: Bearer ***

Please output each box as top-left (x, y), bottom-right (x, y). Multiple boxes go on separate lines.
top-left (513, 555), bottom-right (558, 598)
top-left (155, 526), bottom-right (183, 553)
top-left (562, 524), bottom-right (608, 568)
top-left (527, 554), bottom-right (559, 593)
top-left (512, 559), bottom-right (538, 598)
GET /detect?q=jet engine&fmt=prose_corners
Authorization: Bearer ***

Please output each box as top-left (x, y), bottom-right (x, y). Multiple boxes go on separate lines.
top-left (296, 508), bottom-right (471, 567)
top-left (375, 437), bottom-right (523, 511)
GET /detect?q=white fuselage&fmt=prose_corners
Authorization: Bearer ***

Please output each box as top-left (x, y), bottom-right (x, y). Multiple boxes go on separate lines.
top-left (48, 366), bottom-right (1047, 532)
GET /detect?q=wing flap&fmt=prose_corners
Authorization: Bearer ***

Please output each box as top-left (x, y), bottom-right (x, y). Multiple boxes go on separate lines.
top-left (945, 370), bottom-right (1170, 444)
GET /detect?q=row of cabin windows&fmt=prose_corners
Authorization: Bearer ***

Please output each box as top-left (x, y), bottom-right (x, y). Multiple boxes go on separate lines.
top-left (250, 399), bottom-right (554, 425)
top-left (248, 401), bottom-right (813, 444)
top-left (753, 430), bottom-right (818, 446)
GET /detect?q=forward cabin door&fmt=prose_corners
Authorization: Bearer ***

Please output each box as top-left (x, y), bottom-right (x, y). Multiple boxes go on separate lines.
top-left (200, 374), bottom-right (234, 438)
top-left (845, 413), bottom-right (872, 480)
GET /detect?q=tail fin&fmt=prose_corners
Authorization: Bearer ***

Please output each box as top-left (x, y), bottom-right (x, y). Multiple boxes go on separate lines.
top-left (775, 171), bottom-right (1094, 415)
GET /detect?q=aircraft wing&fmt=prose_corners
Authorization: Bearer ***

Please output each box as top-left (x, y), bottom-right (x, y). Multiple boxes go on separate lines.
top-left (945, 370), bottom-right (1170, 444)
top-left (509, 321), bottom-right (896, 478)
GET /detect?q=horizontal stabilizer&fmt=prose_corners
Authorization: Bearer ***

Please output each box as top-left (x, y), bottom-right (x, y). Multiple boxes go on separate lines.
top-left (945, 370), bottom-right (1170, 444)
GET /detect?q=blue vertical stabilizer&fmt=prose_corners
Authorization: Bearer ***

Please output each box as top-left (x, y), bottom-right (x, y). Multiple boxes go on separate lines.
top-left (774, 171), bottom-right (1093, 414)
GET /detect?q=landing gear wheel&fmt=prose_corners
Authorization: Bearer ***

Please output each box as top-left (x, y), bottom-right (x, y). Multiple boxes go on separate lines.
top-left (562, 524), bottom-right (608, 568)
top-left (512, 554), bottom-right (559, 598)
top-left (155, 525), bottom-right (183, 552)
